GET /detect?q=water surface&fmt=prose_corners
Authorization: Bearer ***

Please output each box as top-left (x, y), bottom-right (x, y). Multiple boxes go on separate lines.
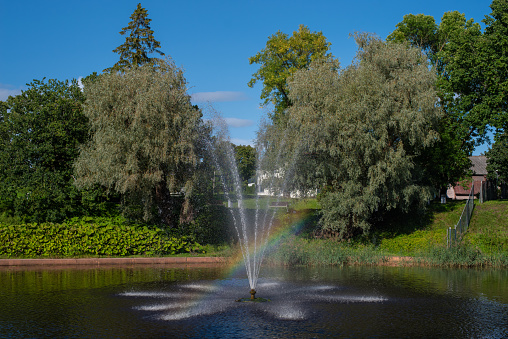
top-left (0, 265), bottom-right (506, 338)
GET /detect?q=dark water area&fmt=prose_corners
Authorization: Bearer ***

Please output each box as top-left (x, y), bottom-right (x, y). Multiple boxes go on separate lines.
top-left (0, 264), bottom-right (506, 338)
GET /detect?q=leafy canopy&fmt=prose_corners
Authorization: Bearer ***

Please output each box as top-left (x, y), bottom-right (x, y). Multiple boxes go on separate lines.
top-left (104, 3), bottom-right (165, 73)
top-left (248, 25), bottom-right (333, 124)
top-left (487, 132), bottom-right (508, 184)
top-left (480, 0), bottom-right (508, 130)
top-left (0, 79), bottom-right (89, 222)
top-left (74, 59), bottom-right (204, 226)
top-left (387, 10), bottom-right (483, 190)
top-left (234, 144), bottom-right (257, 184)
top-left (262, 34), bottom-right (442, 238)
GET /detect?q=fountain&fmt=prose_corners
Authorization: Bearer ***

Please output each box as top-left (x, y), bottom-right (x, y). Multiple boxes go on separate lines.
top-left (207, 117), bottom-right (298, 302)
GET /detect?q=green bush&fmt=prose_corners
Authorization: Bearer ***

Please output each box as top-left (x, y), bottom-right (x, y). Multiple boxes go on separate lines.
top-left (0, 216), bottom-right (204, 258)
top-left (179, 205), bottom-right (234, 245)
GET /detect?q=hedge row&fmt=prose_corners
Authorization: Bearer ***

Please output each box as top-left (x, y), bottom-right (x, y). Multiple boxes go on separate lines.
top-left (0, 217), bottom-right (204, 257)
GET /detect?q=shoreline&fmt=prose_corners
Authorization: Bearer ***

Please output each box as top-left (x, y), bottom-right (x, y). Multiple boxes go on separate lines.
top-left (0, 257), bottom-right (227, 267)
top-left (0, 256), bottom-right (412, 267)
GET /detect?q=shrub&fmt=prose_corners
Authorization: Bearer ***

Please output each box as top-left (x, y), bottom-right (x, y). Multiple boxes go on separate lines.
top-left (0, 216), bottom-right (204, 257)
top-left (178, 205), bottom-right (234, 245)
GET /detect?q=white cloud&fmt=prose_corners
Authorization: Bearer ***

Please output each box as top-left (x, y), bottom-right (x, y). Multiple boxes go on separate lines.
top-left (77, 76), bottom-right (84, 90)
top-left (224, 117), bottom-right (254, 128)
top-left (0, 84), bottom-right (22, 101)
top-left (191, 91), bottom-right (249, 103)
top-left (231, 138), bottom-right (255, 146)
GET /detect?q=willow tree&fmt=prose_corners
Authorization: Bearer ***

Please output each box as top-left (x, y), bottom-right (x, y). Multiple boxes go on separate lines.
top-left (74, 60), bottom-right (203, 226)
top-left (280, 34), bottom-right (442, 238)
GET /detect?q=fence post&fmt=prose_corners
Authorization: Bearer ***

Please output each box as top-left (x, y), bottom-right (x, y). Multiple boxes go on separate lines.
top-left (448, 181), bottom-right (475, 247)
top-left (480, 181), bottom-right (483, 203)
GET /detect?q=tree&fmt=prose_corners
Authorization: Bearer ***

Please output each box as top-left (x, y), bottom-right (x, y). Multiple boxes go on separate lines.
top-left (270, 34), bottom-right (442, 238)
top-left (104, 3), bottom-right (165, 73)
top-left (0, 79), bottom-right (89, 222)
top-left (487, 132), bottom-right (508, 186)
top-left (480, 0), bottom-right (508, 130)
top-left (74, 60), bottom-right (204, 226)
top-left (234, 144), bottom-right (257, 184)
top-left (248, 25), bottom-right (333, 124)
top-left (387, 11), bottom-right (483, 191)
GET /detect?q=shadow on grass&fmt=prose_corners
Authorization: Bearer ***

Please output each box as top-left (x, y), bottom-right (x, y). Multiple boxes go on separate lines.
top-left (373, 200), bottom-right (467, 237)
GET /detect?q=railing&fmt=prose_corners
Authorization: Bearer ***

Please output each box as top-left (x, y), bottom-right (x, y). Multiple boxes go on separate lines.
top-left (447, 182), bottom-right (475, 248)
top-left (479, 180), bottom-right (498, 203)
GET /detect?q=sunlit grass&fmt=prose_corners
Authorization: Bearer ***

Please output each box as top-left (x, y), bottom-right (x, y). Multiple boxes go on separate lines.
top-left (375, 201), bottom-right (468, 256)
top-left (465, 200), bottom-right (508, 254)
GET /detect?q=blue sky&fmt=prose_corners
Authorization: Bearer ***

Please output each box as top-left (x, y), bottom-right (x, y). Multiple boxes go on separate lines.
top-left (0, 0), bottom-right (494, 154)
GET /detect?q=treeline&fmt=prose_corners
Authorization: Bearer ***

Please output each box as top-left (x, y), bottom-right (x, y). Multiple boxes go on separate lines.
top-left (250, 1), bottom-right (508, 239)
top-left (1, 1), bottom-right (507, 244)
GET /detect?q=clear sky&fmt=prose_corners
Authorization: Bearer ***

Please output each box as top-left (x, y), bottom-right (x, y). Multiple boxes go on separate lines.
top-left (0, 0), bottom-right (494, 154)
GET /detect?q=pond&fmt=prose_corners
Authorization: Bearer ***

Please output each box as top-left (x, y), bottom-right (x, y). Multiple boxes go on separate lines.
top-left (0, 264), bottom-right (506, 338)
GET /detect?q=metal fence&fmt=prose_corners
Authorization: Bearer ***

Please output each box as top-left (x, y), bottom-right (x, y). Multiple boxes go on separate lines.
top-left (447, 182), bottom-right (475, 248)
top-left (479, 180), bottom-right (498, 203)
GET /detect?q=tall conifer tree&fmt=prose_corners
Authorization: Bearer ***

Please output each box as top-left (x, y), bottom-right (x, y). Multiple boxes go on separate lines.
top-left (104, 3), bottom-right (165, 73)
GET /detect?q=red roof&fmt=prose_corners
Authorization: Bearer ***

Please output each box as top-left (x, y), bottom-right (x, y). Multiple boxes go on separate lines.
top-left (454, 181), bottom-right (482, 196)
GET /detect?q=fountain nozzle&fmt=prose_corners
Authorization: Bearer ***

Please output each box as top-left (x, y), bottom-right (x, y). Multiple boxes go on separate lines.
top-left (236, 288), bottom-right (268, 302)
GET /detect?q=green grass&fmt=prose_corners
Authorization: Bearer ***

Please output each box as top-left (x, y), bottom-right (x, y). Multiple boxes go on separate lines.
top-left (264, 236), bottom-right (387, 266)
top-left (227, 196), bottom-right (319, 210)
top-left (264, 199), bottom-right (508, 267)
top-left (373, 201), bottom-right (471, 256)
top-left (364, 199), bottom-right (507, 267)
top-left (2, 197), bottom-right (505, 268)
top-left (465, 200), bottom-right (508, 254)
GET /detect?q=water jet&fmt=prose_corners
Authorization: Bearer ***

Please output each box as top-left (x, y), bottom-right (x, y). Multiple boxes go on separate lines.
top-left (207, 117), bottom-right (298, 302)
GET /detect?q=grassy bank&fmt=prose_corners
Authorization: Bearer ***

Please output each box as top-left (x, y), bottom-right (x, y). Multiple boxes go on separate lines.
top-left (1, 198), bottom-right (506, 268)
top-left (261, 199), bottom-right (508, 268)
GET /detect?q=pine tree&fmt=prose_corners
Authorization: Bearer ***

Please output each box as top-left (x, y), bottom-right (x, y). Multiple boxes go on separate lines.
top-left (104, 3), bottom-right (165, 73)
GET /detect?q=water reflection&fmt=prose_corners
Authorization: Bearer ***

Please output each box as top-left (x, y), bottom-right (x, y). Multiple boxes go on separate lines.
top-left (0, 265), bottom-right (506, 338)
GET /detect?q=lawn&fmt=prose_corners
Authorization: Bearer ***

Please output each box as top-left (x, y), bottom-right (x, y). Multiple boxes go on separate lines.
top-left (466, 200), bottom-right (508, 254)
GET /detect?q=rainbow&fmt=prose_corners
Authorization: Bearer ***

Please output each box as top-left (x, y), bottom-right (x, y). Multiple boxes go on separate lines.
top-left (121, 210), bottom-right (318, 321)
top-left (221, 209), bottom-right (316, 283)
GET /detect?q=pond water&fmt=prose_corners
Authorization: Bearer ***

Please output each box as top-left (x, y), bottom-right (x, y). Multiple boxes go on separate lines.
top-left (0, 264), bottom-right (506, 338)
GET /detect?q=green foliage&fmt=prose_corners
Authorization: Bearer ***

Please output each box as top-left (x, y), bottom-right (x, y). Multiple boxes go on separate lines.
top-left (244, 184), bottom-right (256, 195)
top-left (248, 25), bottom-right (333, 124)
top-left (273, 34), bottom-right (441, 239)
top-left (178, 205), bottom-right (233, 245)
top-left (0, 78), bottom-right (93, 222)
top-left (419, 245), bottom-right (506, 268)
top-left (0, 217), bottom-right (204, 257)
top-left (387, 14), bottom-right (439, 55)
top-left (387, 11), bottom-right (484, 134)
top-left (234, 144), bottom-right (256, 185)
top-left (0, 212), bottom-right (24, 225)
top-left (74, 60), bottom-right (206, 226)
top-left (480, 0), bottom-right (508, 129)
top-left (487, 131), bottom-right (508, 184)
top-left (104, 3), bottom-right (165, 73)
top-left (265, 236), bottom-right (385, 266)
top-left (387, 3), bottom-right (508, 189)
